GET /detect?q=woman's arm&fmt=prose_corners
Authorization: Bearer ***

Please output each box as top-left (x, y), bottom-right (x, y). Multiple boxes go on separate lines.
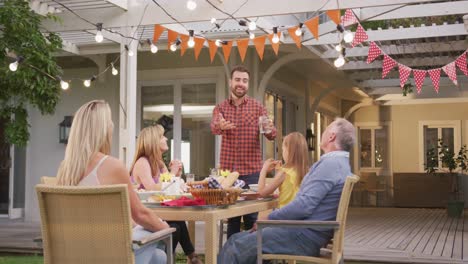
top-left (258, 159), bottom-right (285, 197)
top-left (132, 158), bottom-right (162, 191)
top-left (100, 157), bottom-right (169, 231)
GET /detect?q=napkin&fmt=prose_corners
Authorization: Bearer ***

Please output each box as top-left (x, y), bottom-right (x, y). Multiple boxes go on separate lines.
top-left (161, 196), bottom-right (206, 207)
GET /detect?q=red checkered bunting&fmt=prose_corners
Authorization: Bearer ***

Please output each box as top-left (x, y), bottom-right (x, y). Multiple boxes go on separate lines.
top-left (455, 52), bottom-right (468, 76)
top-left (367, 42), bottom-right (381, 64)
top-left (442, 62), bottom-right (458, 86)
top-left (413, 70), bottom-right (427, 94)
top-left (398, 64), bottom-right (412, 88)
top-left (351, 24), bottom-right (368, 47)
top-left (382, 55), bottom-right (396, 78)
top-left (342, 9), bottom-right (358, 27)
top-left (428, 68), bottom-right (441, 93)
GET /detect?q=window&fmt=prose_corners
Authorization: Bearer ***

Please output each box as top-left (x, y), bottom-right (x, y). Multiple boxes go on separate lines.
top-left (263, 91), bottom-right (286, 160)
top-left (419, 121), bottom-right (461, 171)
top-left (355, 124), bottom-right (390, 170)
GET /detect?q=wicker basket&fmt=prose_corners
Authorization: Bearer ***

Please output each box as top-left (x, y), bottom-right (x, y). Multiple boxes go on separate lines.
top-left (187, 181), bottom-right (242, 205)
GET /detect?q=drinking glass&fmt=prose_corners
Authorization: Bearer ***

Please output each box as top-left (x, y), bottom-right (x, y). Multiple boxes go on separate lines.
top-left (186, 173), bottom-right (195, 183)
top-left (259, 115), bottom-right (272, 134)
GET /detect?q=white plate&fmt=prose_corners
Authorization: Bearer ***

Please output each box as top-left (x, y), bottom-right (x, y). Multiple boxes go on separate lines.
top-left (136, 190), bottom-right (166, 200)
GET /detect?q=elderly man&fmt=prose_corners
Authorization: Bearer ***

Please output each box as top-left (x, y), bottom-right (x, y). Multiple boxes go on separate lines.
top-left (218, 118), bottom-right (356, 263)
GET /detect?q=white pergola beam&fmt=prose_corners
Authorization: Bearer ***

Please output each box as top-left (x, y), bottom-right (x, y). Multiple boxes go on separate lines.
top-left (322, 40), bottom-right (468, 59)
top-left (304, 24), bottom-right (467, 45)
top-left (341, 56), bottom-right (458, 70)
top-left (60, 40), bottom-right (80, 55)
top-left (104, 0), bottom-right (127, 11)
top-left (41, 0), bottom-right (437, 32)
top-left (361, 76), bottom-right (468, 90)
top-left (359, 1), bottom-right (468, 21)
top-left (86, 29), bottom-right (122, 44)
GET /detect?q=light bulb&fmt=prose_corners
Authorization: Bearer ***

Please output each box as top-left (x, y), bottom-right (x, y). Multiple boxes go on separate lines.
top-left (84, 79), bottom-right (91, 87)
top-left (95, 31), bottom-right (104, 43)
top-left (186, 0), bottom-right (196, 10)
top-left (150, 43), bottom-right (158, 53)
top-left (215, 39), bottom-right (222, 47)
top-left (60, 80), bottom-right (69, 90)
top-left (210, 18), bottom-right (216, 24)
top-left (295, 27), bottom-right (302, 36)
top-left (128, 50), bottom-right (134, 56)
top-left (334, 55), bottom-right (345, 68)
top-left (248, 21), bottom-right (256, 31)
top-left (170, 43), bottom-right (177, 52)
top-left (112, 67), bottom-right (118, 76)
top-left (249, 32), bottom-right (255, 39)
top-left (335, 44), bottom-right (342, 52)
top-left (343, 30), bottom-right (354, 43)
top-left (188, 37), bottom-right (195, 48)
top-left (272, 34), bottom-right (279, 44)
top-left (9, 61), bottom-right (18, 72)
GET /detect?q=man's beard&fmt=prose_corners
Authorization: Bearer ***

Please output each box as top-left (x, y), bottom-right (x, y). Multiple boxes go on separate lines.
top-left (232, 86), bottom-right (247, 98)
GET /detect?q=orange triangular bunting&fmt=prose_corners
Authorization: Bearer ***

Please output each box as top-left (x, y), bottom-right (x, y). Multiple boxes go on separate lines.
top-left (208, 40), bottom-right (218, 63)
top-left (304, 17), bottom-right (319, 40)
top-left (326, 10), bottom-right (341, 25)
top-left (287, 27), bottom-right (302, 49)
top-left (194, 37), bottom-right (205, 60)
top-left (153, 25), bottom-right (165, 43)
top-left (267, 32), bottom-right (282, 55)
top-left (237, 39), bottom-right (249, 62)
top-left (167, 29), bottom-right (178, 50)
top-left (222, 41), bottom-right (233, 63)
top-left (253, 36), bottom-right (267, 60)
top-left (179, 34), bottom-right (189, 56)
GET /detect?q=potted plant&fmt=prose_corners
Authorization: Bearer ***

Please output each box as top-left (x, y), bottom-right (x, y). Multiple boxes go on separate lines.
top-left (425, 139), bottom-right (468, 217)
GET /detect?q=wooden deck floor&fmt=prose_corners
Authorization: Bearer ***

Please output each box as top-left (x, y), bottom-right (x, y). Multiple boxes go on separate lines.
top-left (1, 208), bottom-right (468, 263)
top-left (345, 208), bottom-right (468, 263)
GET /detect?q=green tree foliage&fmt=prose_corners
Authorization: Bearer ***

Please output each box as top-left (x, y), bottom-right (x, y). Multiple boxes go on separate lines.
top-left (0, 0), bottom-right (62, 146)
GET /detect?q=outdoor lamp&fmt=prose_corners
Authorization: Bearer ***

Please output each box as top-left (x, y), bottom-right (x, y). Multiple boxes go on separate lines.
top-left (59, 116), bottom-right (73, 144)
top-left (306, 128), bottom-right (316, 151)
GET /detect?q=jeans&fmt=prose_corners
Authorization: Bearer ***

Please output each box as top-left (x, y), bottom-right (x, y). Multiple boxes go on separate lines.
top-left (168, 221), bottom-right (195, 255)
top-left (218, 228), bottom-right (327, 264)
top-left (227, 172), bottom-right (259, 238)
top-left (132, 225), bottom-right (167, 264)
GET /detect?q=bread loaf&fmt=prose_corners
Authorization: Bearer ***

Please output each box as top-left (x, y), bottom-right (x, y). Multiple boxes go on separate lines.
top-left (221, 172), bottom-right (239, 189)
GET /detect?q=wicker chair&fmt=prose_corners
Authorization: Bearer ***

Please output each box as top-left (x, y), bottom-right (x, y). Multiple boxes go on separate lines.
top-left (36, 184), bottom-right (175, 264)
top-left (256, 175), bottom-right (360, 264)
top-left (40, 176), bottom-right (57, 185)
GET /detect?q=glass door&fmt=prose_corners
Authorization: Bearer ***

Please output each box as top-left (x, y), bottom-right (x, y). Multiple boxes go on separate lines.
top-left (140, 80), bottom-right (217, 179)
top-left (0, 118), bottom-right (10, 216)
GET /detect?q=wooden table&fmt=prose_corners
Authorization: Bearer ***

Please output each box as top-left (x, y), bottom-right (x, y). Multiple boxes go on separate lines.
top-left (148, 199), bottom-right (278, 264)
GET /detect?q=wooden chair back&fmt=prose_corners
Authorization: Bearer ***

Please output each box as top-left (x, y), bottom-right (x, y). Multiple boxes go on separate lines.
top-left (36, 184), bottom-right (134, 264)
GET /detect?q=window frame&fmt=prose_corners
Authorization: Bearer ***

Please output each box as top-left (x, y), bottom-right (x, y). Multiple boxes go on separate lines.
top-left (354, 122), bottom-right (392, 175)
top-left (418, 120), bottom-right (461, 172)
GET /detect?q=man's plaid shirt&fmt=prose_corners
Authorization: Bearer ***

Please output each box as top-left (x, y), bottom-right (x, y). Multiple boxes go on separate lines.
top-left (210, 95), bottom-right (276, 176)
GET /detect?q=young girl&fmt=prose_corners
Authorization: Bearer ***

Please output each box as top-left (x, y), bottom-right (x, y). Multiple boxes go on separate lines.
top-left (130, 125), bottom-right (202, 264)
top-left (258, 132), bottom-right (309, 208)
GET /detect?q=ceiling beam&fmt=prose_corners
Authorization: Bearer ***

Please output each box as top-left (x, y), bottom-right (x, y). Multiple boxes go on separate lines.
top-left (359, 1), bottom-right (468, 21)
top-left (321, 40), bottom-right (468, 59)
top-left (40, 0), bottom-right (437, 32)
top-left (104, 0), bottom-right (127, 11)
top-left (304, 24), bottom-right (467, 45)
top-left (60, 40), bottom-right (80, 55)
top-left (341, 56), bottom-right (458, 70)
top-left (29, 0), bottom-right (62, 15)
top-left (360, 76), bottom-right (468, 90)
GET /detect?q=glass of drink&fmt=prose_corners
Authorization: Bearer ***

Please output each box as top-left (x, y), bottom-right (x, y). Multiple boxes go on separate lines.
top-left (186, 173), bottom-right (195, 184)
top-left (259, 115), bottom-right (272, 134)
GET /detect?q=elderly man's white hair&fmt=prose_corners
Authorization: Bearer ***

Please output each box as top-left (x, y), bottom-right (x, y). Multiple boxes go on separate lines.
top-left (330, 118), bottom-right (356, 152)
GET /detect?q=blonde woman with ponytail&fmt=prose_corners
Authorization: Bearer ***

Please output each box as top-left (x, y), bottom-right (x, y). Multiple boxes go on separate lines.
top-left (56, 100), bottom-right (169, 264)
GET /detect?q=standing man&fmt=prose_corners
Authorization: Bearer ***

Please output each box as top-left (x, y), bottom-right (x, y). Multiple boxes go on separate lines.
top-left (211, 65), bottom-right (276, 238)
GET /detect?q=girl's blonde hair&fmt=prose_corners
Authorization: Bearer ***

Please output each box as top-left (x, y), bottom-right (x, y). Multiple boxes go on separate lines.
top-left (57, 100), bottom-right (113, 186)
top-left (282, 132), bottom-right (309, 187)
top-left (130, 125), bottom-right (165, 177)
